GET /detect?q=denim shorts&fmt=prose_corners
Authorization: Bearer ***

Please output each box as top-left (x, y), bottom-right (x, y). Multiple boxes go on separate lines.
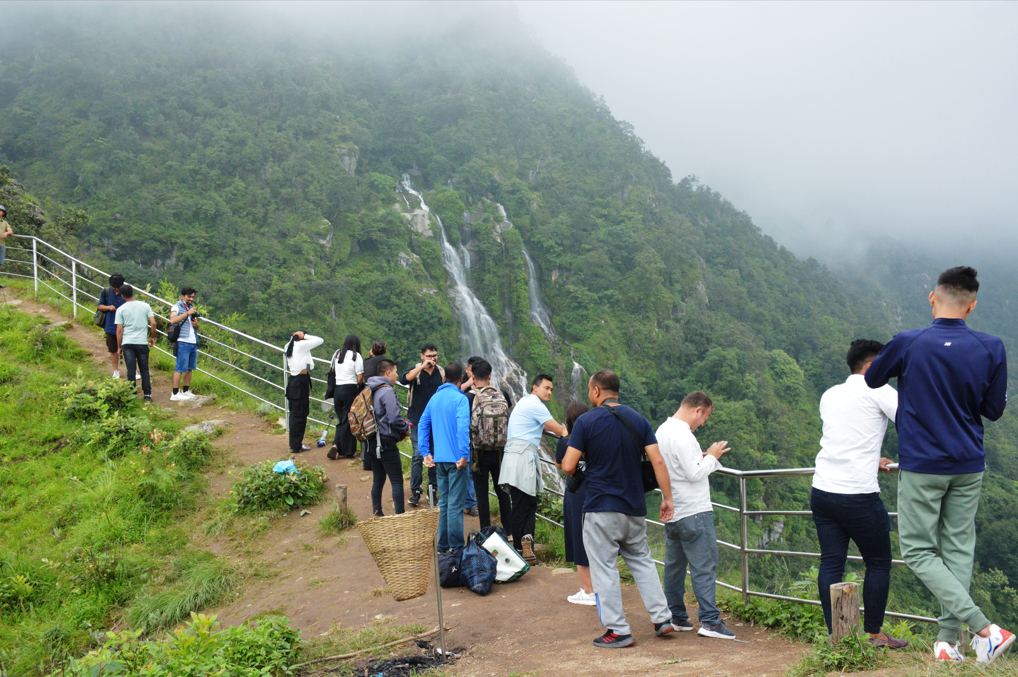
top-left (174, 341), bottom-right (197, 372)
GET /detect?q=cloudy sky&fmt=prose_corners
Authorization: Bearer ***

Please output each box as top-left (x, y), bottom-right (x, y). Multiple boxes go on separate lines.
top-left (516, 1), bottom-right (1018, 262)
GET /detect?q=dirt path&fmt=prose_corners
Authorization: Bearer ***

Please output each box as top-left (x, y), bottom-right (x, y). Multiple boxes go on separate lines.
top-left (6, 287), bottom-right (813, 677)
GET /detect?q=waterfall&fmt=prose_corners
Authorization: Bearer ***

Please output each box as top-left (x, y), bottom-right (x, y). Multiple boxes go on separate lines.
top-left (522, 250), bottom-right (557, 341)
top-left (400, 176), bottom-right (529, 401)
top-left (570, 361), bottom-right (588, 402)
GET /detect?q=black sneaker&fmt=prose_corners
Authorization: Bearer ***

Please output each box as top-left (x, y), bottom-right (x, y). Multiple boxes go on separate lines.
top-left (326, 446), bottom-right (339, 460)
top-left (143, 395), bottom-right (152, 403)
top-left (655, 621), bottom-right (675, 637)
top-left (672, 619), bottom-right (694, 632)
top-left (698, 621), bottom-right (736, 640)
top-left (408, 491), bottom-right (421, 507)
top-left (593, 630), bottom-right (635, 648)
top-left (464, 506), bottom-right (479, 517)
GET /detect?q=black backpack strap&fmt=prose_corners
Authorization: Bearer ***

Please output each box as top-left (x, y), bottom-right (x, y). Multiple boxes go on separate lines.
top-left (601, 403), bottom-right (647, 459)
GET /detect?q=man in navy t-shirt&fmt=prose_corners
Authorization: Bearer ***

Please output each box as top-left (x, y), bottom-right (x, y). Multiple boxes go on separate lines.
top-left (561, 370), bottom-right (675, 649)
top-left (97, 274), bottom-right (127, 378)
top-left (866, 266), bottom-right (1012, 664)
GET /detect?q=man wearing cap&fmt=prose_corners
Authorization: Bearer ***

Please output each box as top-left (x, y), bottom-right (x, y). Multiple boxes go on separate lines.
top-left (0, 205), bottom-right (12, 288)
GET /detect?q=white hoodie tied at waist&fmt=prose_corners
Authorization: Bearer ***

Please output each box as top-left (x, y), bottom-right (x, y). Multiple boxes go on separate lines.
top-left (499, 438), bottom-right (543, 496)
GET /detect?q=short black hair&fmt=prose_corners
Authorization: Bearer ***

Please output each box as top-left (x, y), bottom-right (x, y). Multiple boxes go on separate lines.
top-left (532, 374), bottom-right (553, 389)
top-left (444, 362), bottom-right (464, 385)
top-left (467, 356), bottom-right (482, 367)
top-left (681, 391), bottom-right (713, 410)
top-left (421, 343), bottom-right (438, 355)
top-left (472, 359), bottom-right (492, 381)
top-left (120, 284), bottom-right (135, 299)
top-left (846, 339), bottom-right (885, 373)
top-left (180, 286), bottom-right (196, 297)
top-left (109, 274), bottom-right (125, 288)
top-left (937, 266), bottom-right (979, 298)
top-left (377, 358), bottom-right (397, 376)
top-left (589, 370), bottom-right (620, 394)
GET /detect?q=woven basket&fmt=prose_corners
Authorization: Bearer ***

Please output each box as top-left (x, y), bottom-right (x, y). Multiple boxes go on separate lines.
top-left (357, 510), bottom-right (440, 601)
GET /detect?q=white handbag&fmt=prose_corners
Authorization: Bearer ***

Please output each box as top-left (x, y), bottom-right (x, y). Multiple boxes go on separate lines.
top-left (481, 531), bottom-right (530, 583)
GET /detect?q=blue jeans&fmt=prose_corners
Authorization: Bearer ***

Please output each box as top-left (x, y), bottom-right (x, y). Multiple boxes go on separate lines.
top-left (663, 511), bottom-right (720, 625)
top-left (810, 487), bottom-right (892, 634)
top-left (409, 423), bottom-right (437, 497)
top-left (435, 462), bottom-right (469, 551)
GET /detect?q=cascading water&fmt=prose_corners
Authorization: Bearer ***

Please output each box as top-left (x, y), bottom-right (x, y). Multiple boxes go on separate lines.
top-left (400, 176), bottom-right (529, 401)
top-left (522, 250), bottom-right (557, 341)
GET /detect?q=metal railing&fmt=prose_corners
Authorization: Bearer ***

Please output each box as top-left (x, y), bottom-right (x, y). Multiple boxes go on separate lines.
top-left (2, 234), bottom-right (936, 626)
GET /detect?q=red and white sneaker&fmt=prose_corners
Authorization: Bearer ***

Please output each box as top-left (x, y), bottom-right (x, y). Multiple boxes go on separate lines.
top-left (934, 641), bottom-right (965, 662)
top-left (971, 625), bottom-right (1015, 664)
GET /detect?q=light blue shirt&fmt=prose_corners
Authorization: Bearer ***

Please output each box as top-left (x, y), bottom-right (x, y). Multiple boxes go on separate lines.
top-left (506, 393), bottom-right (554, 448)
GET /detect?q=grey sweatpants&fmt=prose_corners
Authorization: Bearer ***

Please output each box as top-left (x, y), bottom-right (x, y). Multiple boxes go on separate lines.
top-left (583, 511), bottom-right (670, 635)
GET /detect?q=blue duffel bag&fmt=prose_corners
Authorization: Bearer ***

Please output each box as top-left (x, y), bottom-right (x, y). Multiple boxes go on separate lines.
top-left (459, 531), bottom-right (498, 595)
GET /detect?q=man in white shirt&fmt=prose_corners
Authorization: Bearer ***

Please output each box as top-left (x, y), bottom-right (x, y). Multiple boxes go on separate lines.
top-left (811, 339), bottom-right (907, 649)
top-left (657, 391), bottom-right (734, 639)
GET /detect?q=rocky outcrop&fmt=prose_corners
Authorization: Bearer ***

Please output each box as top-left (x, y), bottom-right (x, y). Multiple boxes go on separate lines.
top-left (403, 210), bottom-right (433, 238)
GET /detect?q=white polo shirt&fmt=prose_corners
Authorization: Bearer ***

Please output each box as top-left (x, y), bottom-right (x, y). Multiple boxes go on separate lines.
top-left (813, 374), bottom-right (898, 495)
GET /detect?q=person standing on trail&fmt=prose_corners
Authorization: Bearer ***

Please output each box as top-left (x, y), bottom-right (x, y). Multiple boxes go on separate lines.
top-left (456, 355), bottom-right (482, 519)
top-left (399, 343), bottom-right (444, 506)
top-left (327, 334), bottom-right (364, 460)
top-left (419, 363), bottom-right (471, 552)
top-left (866, 266), bottom-right (1011, 664)
top-left (367, 359), bottom-right (410, 516)
top-left (97, 274), bottom-right (127, 379)
top-left (169, 287), bottom-right (200, 402)
top-left (555, 401), bottom-right (593, 606)
top-left (811, 340), bottom-right (907, 649)
top-left (657, 391), bottom-right (736, 640)
top-left (362, 341), bottom-right (388, 380)
top-left (284, 330), bottom-right (323, 454)
top-left (468, 359), bottom-right (511, 533)
top-left (561, 370), bottom-right (675, 649)
top-left (0, 205), bottom-right (12, 288)
top-left (500, 374), bottom-right (568, 565)
top-left (114, 284), bottom-right (156, 403)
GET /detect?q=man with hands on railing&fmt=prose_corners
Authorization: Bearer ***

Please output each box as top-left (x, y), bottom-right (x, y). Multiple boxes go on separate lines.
top-left (0, 205), bottom-right (11, 288)
top-left (169, 287), bottom-right (200, 402)
top-left (657, 391), bottom-right (736, 640)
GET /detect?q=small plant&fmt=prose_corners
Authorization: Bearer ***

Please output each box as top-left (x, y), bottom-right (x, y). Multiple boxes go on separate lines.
top-left (788, 633), bottom-right (884, 677)
top-left (65, 546), bottom-right (121, 589)
top-left (0, 574), bottom-right (35, 611)
top-left (167, 430), bottom-right (215, 471)
top-left (720, 594), bottom-right (827, 642)
top-left (232, 460), bottom-right (328, 513)
top-left (79, 413), bottom-right (153, 458)
top-left (127, 560), bottom-right (235, 632)
top-left (319, 503), bottom-right (358, 535)
top-left (61, 374), bottom-right (139, 420)
top-left (0, 360), bottom-right (23, 385)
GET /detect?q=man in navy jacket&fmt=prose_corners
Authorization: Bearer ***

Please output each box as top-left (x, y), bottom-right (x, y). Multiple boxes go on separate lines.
top-left (866, 266), bottom-right (1012, 664)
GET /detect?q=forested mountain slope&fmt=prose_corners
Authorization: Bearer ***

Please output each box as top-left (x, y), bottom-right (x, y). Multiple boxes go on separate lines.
top-left (1, 3), bottom-right (1015, 624)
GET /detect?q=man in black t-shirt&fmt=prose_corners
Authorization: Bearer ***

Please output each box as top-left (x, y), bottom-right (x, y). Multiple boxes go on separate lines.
top-left (562, 370), bottom-right (674, 649)
top-left (399, 343), bottom-right (445, 506)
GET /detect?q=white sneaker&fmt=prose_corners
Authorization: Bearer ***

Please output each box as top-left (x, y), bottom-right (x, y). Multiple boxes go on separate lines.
top-left (567, 589), bottom-right (597, 606)
top-left (112, 370), bottom-right (120, 379)
top-left (934, 641), bottom-right (966, 662)
top-left (182, 391), bottom-right (195, 399)
top-left (170, 393), bottom-right (187, 402)
top-left (136, 371), bottom-right (142, 380)
top-left (971, 625), bottom-right (1015, 664)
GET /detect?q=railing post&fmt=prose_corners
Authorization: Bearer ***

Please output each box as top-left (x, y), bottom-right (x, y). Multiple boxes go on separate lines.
top-left (740, 476), bottom-right (749, 603)
top-left (283, 354), bottom-right (289, 432)
top-left (32, 238), bottom-right (38, 294)
top-left (71, 260), bottom-right (77, 319)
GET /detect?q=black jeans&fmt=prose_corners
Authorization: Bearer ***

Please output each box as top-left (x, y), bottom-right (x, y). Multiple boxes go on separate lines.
top-left (286, 373), bottom-right (311, 452)
top-left (509, 486), bottom-right (537, 551)
top-left (121, 344), bottom-right (151, 396)
top-left (368, 437), bottom-right (405, 516)
top-left (810, 487), bottom-right (893, 634)
top-left (473, 450), bottom-right (511, 532)
top-left (332, 384), bottom-right (360, 457)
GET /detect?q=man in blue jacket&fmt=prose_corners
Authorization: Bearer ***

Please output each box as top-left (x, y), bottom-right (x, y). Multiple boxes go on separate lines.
top-left (866, 266), bottom-right (1011, 664)
top-left (419, 363), bottom-right (471, 552)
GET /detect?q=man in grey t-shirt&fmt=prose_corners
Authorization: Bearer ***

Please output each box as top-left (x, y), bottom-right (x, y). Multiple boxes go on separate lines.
top-left (114, 284), bottom-right (156, 402)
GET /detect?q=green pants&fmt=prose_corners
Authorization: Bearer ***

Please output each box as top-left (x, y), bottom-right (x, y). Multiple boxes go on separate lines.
top-left (898, 470), bottom-right (990, 643)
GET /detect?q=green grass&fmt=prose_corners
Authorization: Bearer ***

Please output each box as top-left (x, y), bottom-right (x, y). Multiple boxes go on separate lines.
top-left (319, 503), bottom-right (359, 536)
top-left (787, 634), bottom-right (884, 677)
top-left (126, 557), bottom-right (236, 632)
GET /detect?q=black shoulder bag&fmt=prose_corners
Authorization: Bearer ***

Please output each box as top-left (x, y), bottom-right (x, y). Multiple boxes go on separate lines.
top-left (325, 350), bottom-right (341, 401)
top-left (601, 401), bottom-right (659, 493)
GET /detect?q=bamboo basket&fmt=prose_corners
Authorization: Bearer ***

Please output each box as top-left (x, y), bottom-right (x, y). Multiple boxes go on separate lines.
top-left (357, 510), bottom-right (440, 601)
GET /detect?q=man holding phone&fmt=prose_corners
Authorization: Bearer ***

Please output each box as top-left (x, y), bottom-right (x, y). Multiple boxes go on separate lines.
top-left (400, 343), bottom-right (444, 506)
top-left (169, 286), bottom-right (200, 402)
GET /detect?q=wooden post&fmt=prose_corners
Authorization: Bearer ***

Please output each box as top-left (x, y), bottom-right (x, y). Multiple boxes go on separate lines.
top-left (830, 582), bottom-right (861, 642)
top-left (334, 483), bottom-right (348, 510)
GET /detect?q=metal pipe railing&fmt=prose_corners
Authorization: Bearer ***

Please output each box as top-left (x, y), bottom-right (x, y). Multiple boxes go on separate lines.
top-left (3, 233), bottom-right (937, 626)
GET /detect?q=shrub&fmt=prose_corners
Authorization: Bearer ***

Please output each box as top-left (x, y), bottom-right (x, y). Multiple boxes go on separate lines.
top-left (135, 464), bottom-right (188, 513)
top-left (319, 503), bottom-right (358, 536)
top-left (79, 413), bottom-right (153, 458)
top-left (69, 613), bottom-right (300, 676)
top-left (788, 634), bottom-right (884, 677)
top-left (127, 560), bottom-right (235, 632)
top-left (0, 360), bottom-right (23, 385)
top-left (719, 595), bottom-right (827, 642)
top-left (62, 375), bottom-right (139, 420)
top-left (166, 430), bottom-right (215, 471)
top-left (65, 546), bottom-right (121, 590)
top-left (232, 460), bottom-right (328, 513)
top-left (0, 573), bottom-right (35, 611)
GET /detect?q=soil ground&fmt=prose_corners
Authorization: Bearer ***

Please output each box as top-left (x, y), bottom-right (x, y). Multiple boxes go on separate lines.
top-left (5, 286), bottom-right (903, 677)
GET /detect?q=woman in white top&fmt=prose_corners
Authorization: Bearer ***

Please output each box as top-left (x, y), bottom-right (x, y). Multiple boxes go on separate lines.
top-left (284, 331), bottom-right (324, 453)
top-left (327, 334), bottom-right (364, 460)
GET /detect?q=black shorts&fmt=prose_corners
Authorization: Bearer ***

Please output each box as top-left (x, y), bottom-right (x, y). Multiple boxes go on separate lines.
top-left (105, 332), bottom-right (119, 353)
